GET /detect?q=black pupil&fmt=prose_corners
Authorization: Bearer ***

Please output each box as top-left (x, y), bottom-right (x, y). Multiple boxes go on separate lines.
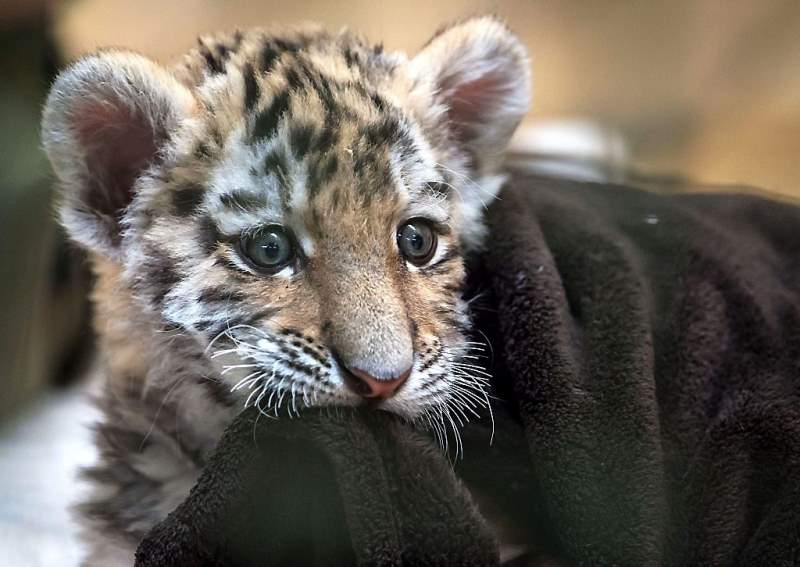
top-left (260, 237), bottom-right (281, 261)
top-left (409, 231), bottom-right (425, 252)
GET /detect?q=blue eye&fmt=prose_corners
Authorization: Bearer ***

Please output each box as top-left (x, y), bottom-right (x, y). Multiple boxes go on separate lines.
top-left (397, 219), bottom-right (437, 265)
top-left (240, 226), bottom-right (294, 272)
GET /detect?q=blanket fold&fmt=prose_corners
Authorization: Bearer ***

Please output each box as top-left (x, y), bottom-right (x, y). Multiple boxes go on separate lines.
top-left (134, 409), bottom-right (498, 567)
top-left (137, 173), bottom-right (800, 566)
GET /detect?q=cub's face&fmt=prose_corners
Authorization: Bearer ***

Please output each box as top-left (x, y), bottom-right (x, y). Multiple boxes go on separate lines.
top-left (42, 17), bottom-right (529, 435)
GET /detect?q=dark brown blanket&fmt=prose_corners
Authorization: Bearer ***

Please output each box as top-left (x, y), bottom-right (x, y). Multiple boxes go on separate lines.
top-left (137, 173), bottom-right (800, 566)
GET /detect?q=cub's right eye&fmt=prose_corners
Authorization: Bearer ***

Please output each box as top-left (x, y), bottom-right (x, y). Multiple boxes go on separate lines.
top-left (239, 226), bottom-right (295, 273)
top-left (397, 219), bottom-right (437, 266)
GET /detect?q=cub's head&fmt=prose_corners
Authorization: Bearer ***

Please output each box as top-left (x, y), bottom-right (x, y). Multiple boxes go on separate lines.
top-left (42, 16), bottom-right (529, 436)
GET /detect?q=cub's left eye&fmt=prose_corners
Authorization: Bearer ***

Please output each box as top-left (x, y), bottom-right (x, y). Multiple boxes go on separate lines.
top-left (397, 219), bottom-right (437, 266)
top-left (240, 226), bottom-right (295, 272)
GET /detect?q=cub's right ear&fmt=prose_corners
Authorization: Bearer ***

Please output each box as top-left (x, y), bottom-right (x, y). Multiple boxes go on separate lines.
top-left (42, 51), bottom-right (196, 257)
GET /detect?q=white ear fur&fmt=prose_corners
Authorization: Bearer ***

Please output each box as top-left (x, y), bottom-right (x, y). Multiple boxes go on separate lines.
top-left (407, 16), bottom-right (530, 250)
top-left (42, 51), bottom-right (195, 257)
top-left (409, 16), bottom-right (531, 174)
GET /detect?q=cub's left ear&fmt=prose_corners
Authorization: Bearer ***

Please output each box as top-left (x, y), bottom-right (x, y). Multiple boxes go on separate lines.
top-left (409, 16), bottom-right (531, 173)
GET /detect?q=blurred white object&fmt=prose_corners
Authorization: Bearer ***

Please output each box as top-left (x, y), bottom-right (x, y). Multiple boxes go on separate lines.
top-left (508, 119), bottom-right (629, 182)
top-left (0, 387), bottom-right (97, 567)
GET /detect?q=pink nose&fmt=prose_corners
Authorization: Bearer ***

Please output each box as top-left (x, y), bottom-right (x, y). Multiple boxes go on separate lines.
top-left (343, 366), bottom-right (411, 400)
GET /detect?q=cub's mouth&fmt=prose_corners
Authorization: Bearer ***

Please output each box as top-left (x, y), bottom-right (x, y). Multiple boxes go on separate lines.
top-left (207, 322), bottom-right (493, 456)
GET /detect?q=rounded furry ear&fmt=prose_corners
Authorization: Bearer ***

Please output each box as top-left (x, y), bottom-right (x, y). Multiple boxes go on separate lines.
top-left (409, 16), bottom-right (531, 173)
top-left (42, 51), bottom-right (195, 257)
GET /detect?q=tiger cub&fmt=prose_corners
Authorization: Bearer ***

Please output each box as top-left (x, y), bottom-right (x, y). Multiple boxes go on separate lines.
top-left (42, 16), bottom-right (530, 564)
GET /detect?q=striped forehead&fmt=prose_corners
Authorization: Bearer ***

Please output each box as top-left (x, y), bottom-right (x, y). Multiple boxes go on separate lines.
top-left (200, 53), bottom-right (442, 238)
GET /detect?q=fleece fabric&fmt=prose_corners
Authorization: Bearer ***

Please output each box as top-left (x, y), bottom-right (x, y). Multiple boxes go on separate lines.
top-left (137, 173), bottom-right (800, 566)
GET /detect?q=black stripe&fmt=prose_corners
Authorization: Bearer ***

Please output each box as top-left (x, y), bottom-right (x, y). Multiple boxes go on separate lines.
top-left (198, 287), bottom-right (246, 304)
top-left (200, 377), bottom-right (236, 407)
top-left (171, 184), bottom-right (205, 217)
top-left (313, 124), bottom-right (338, 154)
top-left (344, 79), bottom-right (387, 113)
top-left (213, 256), bottom-right (253, 278)
top-left (363, 116), bottom-right (401, 147)
top-left (283, 65), bottom-right (304, 91)
top-left (264, 148), bottom-right (289, 178)
top-left (194, 142), bottom-right (213, 160)
top-left (215, 43), bottom-right (230, 63)
top-left (321, 154), bottom-right (339, 181)
top-left (200, 44), bottom-right (224, 74)
top-left (199, 216), bottom-right (224, 255)
top-left (198, 38), bottom-right (232, 75)
top-left (434, 247), bottom-right (460, 264)
top-left (260, 42), bottom-right (281, 73)
top-left (370, 92), bottom-right (386, 111)
top-left (241, 307), bottom-right (281, 326)
top-left (289, 123), bottom-right (314, 158)
top-left (202, 307), bottom-right (280, 338)
top-left (311, 73), bottom-right (338, 114)
top-left (143, 254), bottom-right (182, 305)
top-left (252, 90), bottom-right (290, 143)
top-left (199, 33), bottom-right (245, 76)
top-left (260, 38), bottom-right (302, 73)
top-left (219, 191), bottom-right (268, 211)
top-left (343, 46), bottom-right (359, 68)
top-left (426, 249), bottom-right (461, 275)
top-left (242, 63), bottom-right (260, 113)
top-left (291, 57), bottom-right (337, 113)
top-left (396, 139), bottom-right (420, 167)
top-left (308, 153), bottom-right (338, 195)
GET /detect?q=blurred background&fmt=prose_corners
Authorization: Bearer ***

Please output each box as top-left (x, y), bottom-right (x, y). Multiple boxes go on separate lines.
top-left (1, 0), bottom-right (800, 563)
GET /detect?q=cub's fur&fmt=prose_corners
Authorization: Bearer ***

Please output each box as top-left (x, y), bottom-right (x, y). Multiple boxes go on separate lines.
top-left (42, 16), bottom-right (529, 565)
